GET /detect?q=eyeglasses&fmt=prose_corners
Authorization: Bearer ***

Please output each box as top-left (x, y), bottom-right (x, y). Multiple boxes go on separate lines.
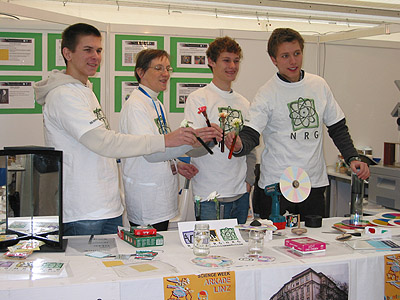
top-left (149, 65), bottom-right (173, 73)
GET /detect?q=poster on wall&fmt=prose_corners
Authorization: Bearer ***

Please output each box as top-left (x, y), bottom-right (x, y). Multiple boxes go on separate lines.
top-left (48, 33), bottom-right (65, 70)
top-left (0, 76), bottom-right (42, 114)
top-left (0, 32), bottom-right (42, 71)
top-left (170, 37), bottom-right (213, 73)
top-left (114, 76), bottom-right (163, 112)
top-left (169, 77), bottom-right (212, 113)
top-left (88, 77), bottom-right (101, 104)
top-left (115, 35), bottom-right (164, 72)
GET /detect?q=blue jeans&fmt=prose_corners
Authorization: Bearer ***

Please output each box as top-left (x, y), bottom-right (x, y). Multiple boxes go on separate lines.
top-left (197, 193), bottom-right (249, 224)
top-left (63, 215), bottom-right (123, 236)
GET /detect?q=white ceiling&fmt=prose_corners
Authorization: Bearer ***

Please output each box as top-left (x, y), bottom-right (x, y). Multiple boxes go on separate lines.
top-left (2, 0), bottom-right (400, 41)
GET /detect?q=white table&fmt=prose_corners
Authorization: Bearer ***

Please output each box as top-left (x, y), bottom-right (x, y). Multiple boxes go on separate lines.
top-left (0, 216), bottom-right (398, 299)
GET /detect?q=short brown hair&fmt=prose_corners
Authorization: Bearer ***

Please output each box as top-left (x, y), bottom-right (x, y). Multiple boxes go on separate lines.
top-left (134, 49), bottom-right (170, 82)
top-left (206, 36), bottom-right (242, 71)
top-left (267, 28), bottom-right (304, 59)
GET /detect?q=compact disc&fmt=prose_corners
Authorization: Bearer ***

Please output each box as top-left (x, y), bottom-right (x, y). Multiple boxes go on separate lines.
top-left (388, 219), bottom-right (400, 227)
top-left (279, 166), bottom-right (311, 203)
top-left (369, 218), bottom-right (395, 227)
top-left (376, 212), bottom-right (400, 220)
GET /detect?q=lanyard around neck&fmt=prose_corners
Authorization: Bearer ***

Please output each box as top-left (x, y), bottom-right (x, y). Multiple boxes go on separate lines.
top-left (138, 86), bottom-right (168, 135)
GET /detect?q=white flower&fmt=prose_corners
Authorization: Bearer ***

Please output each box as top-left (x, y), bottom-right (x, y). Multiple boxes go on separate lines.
top-left (205, 191), bottom-right (220, 201)
top-left (230, 118), bottom-right (242, 128)
top-left (180, 119), bottom-right (192, 128)
top-left (194, 195), bottom-right (202, 202)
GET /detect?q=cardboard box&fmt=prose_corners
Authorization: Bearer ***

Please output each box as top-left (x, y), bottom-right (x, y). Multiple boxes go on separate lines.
top-left (284, 237), bottom-right (326, 253)
top-left (131, 225), bottom-right (157, 236)
top-left (122, 230), bottom-right (164, 248)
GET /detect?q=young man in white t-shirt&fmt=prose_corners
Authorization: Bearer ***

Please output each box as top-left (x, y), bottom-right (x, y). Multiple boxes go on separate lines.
top-left (226, 28), bottom-right (369, 219)
top-left (34, 23), bottom-right (219, 235)
top-left (184, 37), bottom-right (256, 224)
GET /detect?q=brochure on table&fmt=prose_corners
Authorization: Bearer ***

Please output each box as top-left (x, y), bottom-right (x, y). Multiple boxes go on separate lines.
top-left (178, 219), bottom-right (245, 250)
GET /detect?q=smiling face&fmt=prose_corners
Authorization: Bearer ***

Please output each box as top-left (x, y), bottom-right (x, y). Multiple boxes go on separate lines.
top-left (63, 34), bottom-right (102, 84)
top-left (208, 51), bottom-right (240, 91)
top-left (270, 40), bottom-right (303, 83)
top-left (137, 56), bottom-right (171, 93)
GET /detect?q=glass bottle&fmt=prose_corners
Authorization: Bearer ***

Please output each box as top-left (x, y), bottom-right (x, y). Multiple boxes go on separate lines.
top-left (350, 171), bottom-right (364, 225)
top-left (248, 230), bottom-right (265, 254)
top-left (193, 223), bottom-right (210, 256)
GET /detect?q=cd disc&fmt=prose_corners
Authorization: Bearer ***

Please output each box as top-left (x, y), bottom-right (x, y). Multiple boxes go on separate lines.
top-left (388, 219), bottom-right (400, 227)
top-left (376, 212), bottom-right (400, 220)
top-left (279, 166), bottom-right (311, 203)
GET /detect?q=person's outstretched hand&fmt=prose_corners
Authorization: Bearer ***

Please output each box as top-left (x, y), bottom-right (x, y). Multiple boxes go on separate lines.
top-left (164, 127), bottom-right (197, 147)
top-left (224, 131), bottom-right (242, 153)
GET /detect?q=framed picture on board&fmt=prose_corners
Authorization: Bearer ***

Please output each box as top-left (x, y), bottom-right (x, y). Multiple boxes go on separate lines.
top-left (114, 35), bottom-right (164, 72)
top-left (114, 76), bottom-right (163, 112)
top-left (0, 76), bottom-right (42, 114)
top-left (170, 37), bottom-right (213, 74)
top-left (47, 33), bottom-right (65, 70)
top-left (169, 77), bottom-right (212, 113)
top-left (0, 32), bottom-right (42, 71)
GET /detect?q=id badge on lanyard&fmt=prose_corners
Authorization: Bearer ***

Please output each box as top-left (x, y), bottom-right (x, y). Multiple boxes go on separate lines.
top-left (170, 159), bottom-right (177, 175)
top-left (139, 86), bottom-right (177, 175)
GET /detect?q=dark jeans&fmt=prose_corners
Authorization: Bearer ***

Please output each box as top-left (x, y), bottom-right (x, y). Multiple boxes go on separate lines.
top-left (196, 192), bottom-right (249, 224)
top-left (63, 215), bottom-right (123, 236)
top-left (129, 220), bottom-right (169, 231)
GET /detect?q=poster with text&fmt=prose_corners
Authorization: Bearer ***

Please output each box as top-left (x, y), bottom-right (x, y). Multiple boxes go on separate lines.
top-left (170, 37), bottom-right (213, 73)
top-left (0, 32), bottom-right (42, 71)
top-left (385, 253), bottom-right (400, 298)
top-left (0, 76), bottom-right (42, 114)
top-left (164, 271), bottom-right (235, 300)
top-left (114, 76), bottom-right (163, 112)
top-left (48, 33), bottom-right (65, 70)
top-left (115, 35), bottom-right (164, 71)
top-left (169, 77), bottom-right (212, 113)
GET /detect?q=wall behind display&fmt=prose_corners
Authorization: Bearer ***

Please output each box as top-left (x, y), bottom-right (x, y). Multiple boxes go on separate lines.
top-left (0, 20), bottom-right (398, 167)
top-left (322, 40), bottom-right (400, 163)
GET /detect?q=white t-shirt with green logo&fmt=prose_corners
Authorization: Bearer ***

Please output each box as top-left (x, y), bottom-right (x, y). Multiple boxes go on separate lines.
top-left (247, 72), bottom-right (344, 188)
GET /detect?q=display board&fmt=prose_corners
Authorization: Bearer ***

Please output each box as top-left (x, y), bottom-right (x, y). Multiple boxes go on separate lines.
top-left (0, 20), bottom-right (399, 166)
top-left (0, 32), bottom-right (42, 71)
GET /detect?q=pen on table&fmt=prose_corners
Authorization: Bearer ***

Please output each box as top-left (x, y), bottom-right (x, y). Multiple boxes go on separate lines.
top-left (88, 234), bottom-right (94, 244)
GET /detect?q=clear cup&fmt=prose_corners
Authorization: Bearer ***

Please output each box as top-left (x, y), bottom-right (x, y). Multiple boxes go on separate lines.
top-left (248, 230), bottom-right (265, 254)
top-left (193, 223), bottom-right (210, 256)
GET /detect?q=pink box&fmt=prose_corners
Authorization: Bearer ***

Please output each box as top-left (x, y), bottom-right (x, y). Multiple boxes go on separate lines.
top-left (284, 237), bottom-right (326, 253)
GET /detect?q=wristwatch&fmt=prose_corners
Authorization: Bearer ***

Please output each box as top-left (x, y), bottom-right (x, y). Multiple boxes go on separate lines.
top-left (348, 156), bottom-right (361, 164)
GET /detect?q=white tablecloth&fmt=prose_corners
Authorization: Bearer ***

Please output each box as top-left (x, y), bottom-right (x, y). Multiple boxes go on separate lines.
top-left (0, 217), bottom-right (397, 299)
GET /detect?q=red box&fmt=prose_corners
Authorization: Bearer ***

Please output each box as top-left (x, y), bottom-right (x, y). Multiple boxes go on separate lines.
top-left (284, 237), bottom-right (326, 253)
top-left (131, 225), bottom-right (157, 236)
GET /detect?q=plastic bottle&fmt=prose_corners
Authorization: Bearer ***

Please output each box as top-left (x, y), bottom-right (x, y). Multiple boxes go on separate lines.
top-left (193, 223), bottom-right (210, 256)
